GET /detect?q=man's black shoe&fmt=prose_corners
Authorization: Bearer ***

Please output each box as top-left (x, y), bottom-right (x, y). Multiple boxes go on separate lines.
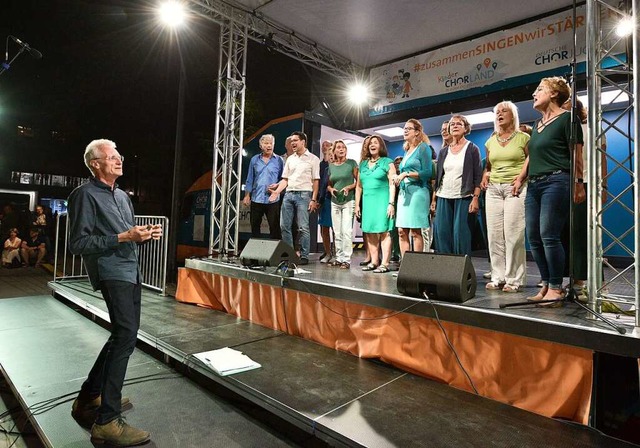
top-left (299, 258), bottom-right (309, 265)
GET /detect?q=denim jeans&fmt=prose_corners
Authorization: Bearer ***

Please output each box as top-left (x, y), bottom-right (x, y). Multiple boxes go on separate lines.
top-left (525, 172), bottom-right (570, 289)
top-left (280, 191), bottom-right (311, 259)
top-left (80, 280), bottom-right (141, 424)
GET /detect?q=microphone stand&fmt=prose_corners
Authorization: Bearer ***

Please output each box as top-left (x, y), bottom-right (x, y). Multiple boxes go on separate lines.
top-left (499, 0), bottom-right (626, 336)
top-left (0, 45), bottom-right (28, 77)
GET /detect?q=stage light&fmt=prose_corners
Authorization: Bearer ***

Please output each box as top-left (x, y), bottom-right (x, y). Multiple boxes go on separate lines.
top-left (158, 1), bottom-right (187, 28)
top-left (465, 111), bottom-right (495, 125)
top-left (347, 83), bottom-right (369, 105)
top-left (578, 89), bottom-right (630, 106)
top-left (375, 127), bottom-right (405, 137)
top-left (615, 16), bottom-right (634, 37)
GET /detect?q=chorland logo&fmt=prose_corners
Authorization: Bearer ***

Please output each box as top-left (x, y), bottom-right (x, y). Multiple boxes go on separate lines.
top-left (439, 58), bottom-right (501, 88)
top-left (534, 46), bottom-right (570, 65)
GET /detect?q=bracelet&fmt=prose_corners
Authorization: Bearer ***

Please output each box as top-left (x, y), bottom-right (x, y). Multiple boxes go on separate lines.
top-left (310, 199), bottom-right (316, 202)
top-left (472, 194), bottom-right (479, 198)
top-left (388, 202), bottom-right (395, 206)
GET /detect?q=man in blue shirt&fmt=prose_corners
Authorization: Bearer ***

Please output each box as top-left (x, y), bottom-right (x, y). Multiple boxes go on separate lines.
top-left (67, 139), bottom-right (162, 446)
top-left (242, 134), bottom-right (284, 240)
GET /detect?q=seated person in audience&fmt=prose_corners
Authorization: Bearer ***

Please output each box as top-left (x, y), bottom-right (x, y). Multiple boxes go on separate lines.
top-left (20, 227), bottom-right (47, 267)
top-left (2, 228), bottom-right (22, 268)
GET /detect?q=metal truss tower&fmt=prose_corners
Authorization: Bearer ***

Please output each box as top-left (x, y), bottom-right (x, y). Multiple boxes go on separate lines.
top-left (209, 19), bottom-right (248, 256)
top-left (586, 0), bottom-right (639, 328)
top-left (189, 0), bottom-right (359, 255)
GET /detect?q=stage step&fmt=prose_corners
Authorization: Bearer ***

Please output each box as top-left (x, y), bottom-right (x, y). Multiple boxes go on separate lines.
top-left (45, 280), bottom-right (637, 448)
top-left (0, 295), bottom-right (315, 447)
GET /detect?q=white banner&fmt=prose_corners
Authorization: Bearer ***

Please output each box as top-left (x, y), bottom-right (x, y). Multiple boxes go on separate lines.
top-left (370, 6), bottom-right (622, 115)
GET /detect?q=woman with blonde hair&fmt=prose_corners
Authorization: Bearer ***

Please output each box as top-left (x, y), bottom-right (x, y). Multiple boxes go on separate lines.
top-left (394, 119), bottom-right (433, 257)
top-left (481, 101), bottom-right (529, 292)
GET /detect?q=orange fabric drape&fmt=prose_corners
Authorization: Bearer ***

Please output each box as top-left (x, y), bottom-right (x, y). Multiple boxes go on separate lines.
top-left (176, 267), bottom-right (592, 423)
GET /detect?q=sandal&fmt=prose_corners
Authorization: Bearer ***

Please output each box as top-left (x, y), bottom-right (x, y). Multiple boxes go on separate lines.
top-left (362, 263), bottom-right (377, 271)
top-left (486, 281), bottom-right (505, 290)
top-left (339, 262), bottom-right (350, 269)
top-left (359, 260), bottom-right (372, 266)
top-left (373, 265), bottom-right (389, 273)
top-left (328, 260), bottom-right (342, 267)
top-left (502, 284), bottom-right (520, 293)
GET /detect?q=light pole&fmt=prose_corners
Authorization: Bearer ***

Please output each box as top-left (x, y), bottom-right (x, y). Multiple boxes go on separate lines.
top-left (158, 1), bottom-right (187, 282)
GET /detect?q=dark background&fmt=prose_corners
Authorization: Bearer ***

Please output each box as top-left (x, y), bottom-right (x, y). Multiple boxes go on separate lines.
top-left (0, 0), bottom-right (325, 215)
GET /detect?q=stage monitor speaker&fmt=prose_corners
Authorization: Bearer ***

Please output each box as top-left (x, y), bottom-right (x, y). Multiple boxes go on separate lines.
top-left (396, 252), bottom-right (476, 302)
top-left (239, 238), bottom-right (299, 267)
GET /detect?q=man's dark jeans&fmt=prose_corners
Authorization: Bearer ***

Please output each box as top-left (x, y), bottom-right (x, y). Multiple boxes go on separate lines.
top-left (79, 280), bottom-right (141, 424)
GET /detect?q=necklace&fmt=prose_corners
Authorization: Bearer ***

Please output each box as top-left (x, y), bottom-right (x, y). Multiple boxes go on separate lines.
top-left (496, 131), bottom-right (516, 143)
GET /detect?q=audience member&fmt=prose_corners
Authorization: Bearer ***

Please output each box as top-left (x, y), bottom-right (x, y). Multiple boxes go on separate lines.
top-left (20, 227), bottom-right (47, 267)
top-left (2, 228), bottom-right (22, 268)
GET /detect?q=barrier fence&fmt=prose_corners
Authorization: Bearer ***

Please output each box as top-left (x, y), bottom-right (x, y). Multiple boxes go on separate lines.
top-left (54, 213), bottom-right (169, 295)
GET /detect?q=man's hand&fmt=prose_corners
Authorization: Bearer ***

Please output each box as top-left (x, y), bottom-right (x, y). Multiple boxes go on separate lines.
top-left (308, 200), bottom-right (319, 213)
top-left (242, 195), bottom-right (251, 207)
top-left (149, 224), bottom-right (163, 240)
top-left (126, 225), bottom-right (153, 243)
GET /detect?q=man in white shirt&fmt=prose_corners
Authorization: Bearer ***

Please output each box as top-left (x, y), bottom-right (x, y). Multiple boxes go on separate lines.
top-left (269, 131), bottom-right (320, 264)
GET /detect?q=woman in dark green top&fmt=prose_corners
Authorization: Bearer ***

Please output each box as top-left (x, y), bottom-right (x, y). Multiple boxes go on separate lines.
top-left (525, 76), bottom-right (585, 302)
top-left (327, 140), bottom-right (358, 268)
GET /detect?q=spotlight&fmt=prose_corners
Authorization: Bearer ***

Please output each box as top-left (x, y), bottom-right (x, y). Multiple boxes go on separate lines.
top-left (347, 83), bottom-right (369, 105)
top-left (615, 16), bottom-right (634, 37)
top-left (158, 1), bottom-right (187, 28)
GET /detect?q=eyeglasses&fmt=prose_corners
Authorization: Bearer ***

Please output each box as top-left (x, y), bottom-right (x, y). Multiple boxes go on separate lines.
top-left (449, 122), bottom-right (464, 127)
top-left (403, 127), bottom-right (415, 131)
top-left (92, 155), bottom-right (124, 162)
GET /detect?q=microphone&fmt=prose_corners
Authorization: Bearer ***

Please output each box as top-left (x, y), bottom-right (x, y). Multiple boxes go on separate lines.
top-left (10, 36), bottom-right (42, 59)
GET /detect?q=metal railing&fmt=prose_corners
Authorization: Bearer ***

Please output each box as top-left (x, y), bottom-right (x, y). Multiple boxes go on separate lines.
top-left (53, 213), bottom-right (169, 295)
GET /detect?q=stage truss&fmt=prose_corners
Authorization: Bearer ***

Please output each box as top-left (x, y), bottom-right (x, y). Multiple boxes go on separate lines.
top-left (587, 0), bottom-right (639, 327)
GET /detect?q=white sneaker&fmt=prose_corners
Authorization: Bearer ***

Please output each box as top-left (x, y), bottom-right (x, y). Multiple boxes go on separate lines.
top-left (320, 254), bottom-right (332, 263)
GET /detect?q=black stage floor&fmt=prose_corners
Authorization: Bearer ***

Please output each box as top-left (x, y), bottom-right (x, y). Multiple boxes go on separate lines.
top-left (32, 261), bottom-right (637, 447)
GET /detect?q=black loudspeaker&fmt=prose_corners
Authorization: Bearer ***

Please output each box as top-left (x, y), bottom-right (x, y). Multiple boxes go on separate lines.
top-left (396, 252), bottom-right (476, 302)
top-left (239, 239), bottom-right (299, 267)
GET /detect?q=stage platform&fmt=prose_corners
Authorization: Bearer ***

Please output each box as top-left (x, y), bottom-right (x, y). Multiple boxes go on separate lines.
top-left (27, 256), bottom-right (635, 446)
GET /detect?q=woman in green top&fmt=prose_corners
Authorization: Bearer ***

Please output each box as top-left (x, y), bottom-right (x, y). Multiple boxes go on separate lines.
top-left (526, 76), bottom-right (585, 302)
top-left (327, 140), bottom-right (358, 268)
top-left (481, 101), bottom-right (529, 293)
top-left (355, 136), bottom-right (397, 273)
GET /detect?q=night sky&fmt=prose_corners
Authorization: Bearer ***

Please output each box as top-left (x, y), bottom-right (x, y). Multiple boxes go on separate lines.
top-left (0, 0), bottom-right (319, 215)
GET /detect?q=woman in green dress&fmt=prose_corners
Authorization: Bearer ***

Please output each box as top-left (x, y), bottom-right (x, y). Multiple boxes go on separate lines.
top-left (355, 136), bottom-right (397, 273)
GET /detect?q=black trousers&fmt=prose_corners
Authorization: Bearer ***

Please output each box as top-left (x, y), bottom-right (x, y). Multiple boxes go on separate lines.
top-left (250, 201), bottom-right (281, 240)
top-left (79, 280), bottom-right (141, 424)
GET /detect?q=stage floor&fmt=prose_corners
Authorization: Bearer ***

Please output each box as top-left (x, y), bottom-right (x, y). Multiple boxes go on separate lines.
top-left (44, 276), bottom-right (639, 447)
top-left (184, 253), bottom-right (640, 359)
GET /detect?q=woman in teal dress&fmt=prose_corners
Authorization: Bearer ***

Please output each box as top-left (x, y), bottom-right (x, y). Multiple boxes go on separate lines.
top-left (355, 136), bottom-right (397, 273)
top-left (395, 119), bottom-right (433, 257)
